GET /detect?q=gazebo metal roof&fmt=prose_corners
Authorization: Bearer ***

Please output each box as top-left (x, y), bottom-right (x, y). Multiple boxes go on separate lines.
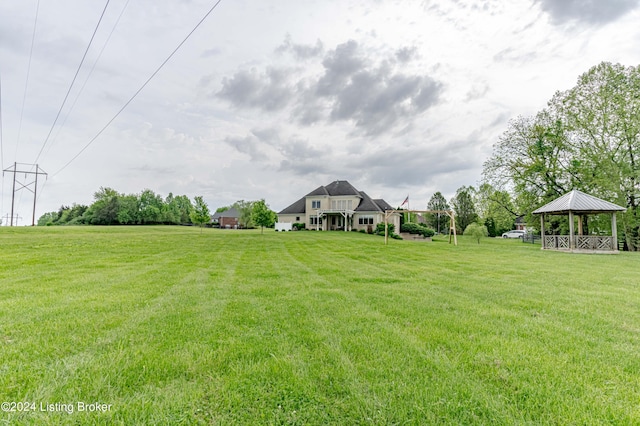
top-left (532, 189), bottom-right (626, 215)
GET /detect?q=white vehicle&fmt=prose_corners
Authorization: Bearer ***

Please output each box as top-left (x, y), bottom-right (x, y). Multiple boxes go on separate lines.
top-left (502, 230), bottom-right (525, 239)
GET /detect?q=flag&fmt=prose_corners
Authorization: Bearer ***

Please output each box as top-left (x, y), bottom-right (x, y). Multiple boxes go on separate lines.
top-left (400, 195), bottom-right (409, 207)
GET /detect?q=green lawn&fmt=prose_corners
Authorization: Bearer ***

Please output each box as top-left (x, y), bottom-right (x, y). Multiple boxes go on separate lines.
top-left (1, 226), bottom-right (639, 424)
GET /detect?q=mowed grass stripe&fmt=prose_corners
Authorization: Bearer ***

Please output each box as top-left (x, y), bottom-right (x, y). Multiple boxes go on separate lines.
top-left (1, 227), bottom-right (639, 424)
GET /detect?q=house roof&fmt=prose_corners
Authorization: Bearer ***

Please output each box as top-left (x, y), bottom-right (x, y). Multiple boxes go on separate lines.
top-left (212, 207), bottom-right (240, 219)
top-left (278, 197), bottom-right (306, 215)
top-left (355, 192), bottom-right (394, 213)
top-left (278, 180), bottom-right (393, 215)
top-left (532, 190), bottom-right (626, 215)
top-left (307, 180), bottom-right (362, 197)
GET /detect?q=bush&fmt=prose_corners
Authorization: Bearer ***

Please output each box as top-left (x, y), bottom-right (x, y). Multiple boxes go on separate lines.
top-left (375, 223), bottom-right (395, 236)
top-left (401, 223), bottom-right (435, 238)
top-left (293, 222), bottom-right (305, 231)
top-left (464, 222), bottom-right (489, 244)
top-left (359, 229), bottom-right (367, 234)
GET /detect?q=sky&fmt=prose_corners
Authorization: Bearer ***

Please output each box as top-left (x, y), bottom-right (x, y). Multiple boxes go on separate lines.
top-left (1, 0), bottom-right (639, 224)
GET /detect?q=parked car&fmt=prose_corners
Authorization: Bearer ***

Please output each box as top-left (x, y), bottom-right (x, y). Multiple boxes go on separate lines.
top-left (502, 230), bottom-right (525, 239)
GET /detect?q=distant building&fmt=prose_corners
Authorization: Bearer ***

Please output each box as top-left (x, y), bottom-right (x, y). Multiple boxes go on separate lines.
top-left (277, 180), bottom-right (400, 232)
top-left (212, 208), bottom-right (240, 229)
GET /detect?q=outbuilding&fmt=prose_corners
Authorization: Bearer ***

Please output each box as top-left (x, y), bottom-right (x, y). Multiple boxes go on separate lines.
top-left (532, 190), bottom-right (626, 253)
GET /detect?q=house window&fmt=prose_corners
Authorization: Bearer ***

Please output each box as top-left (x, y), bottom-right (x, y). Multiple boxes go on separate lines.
top-left (296, 217), bottom-right (300, 221)
top-left (358, 216), bottom-right (374, 225)
top-left (312, 200), bottom-right (321, 209)
top-left (309, 217), bottom-right (322, 225)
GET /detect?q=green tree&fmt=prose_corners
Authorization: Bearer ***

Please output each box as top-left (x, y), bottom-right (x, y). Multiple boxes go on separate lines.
top-left (190, 196), bottom-right (211, 231)
top-left (37, 212), bottom-right (57, 226)
top-left (464, 222), bottom-right (488, 244)
top-left (139, 189), bottom-right (164, 224)
top-left (425, 192), bottom-right (450, 234)
top-left (84, 187), bottom-right (120, 225)
top-left (451, 186), bottom-right (478, 233)
top-left (474, 183), bottom-right (517, 236)
top-left (232, 200), bottom-right (255, 228)
top-left (117, 195), bottom-right (141, 225)
top-left (172, 195), bottom-right (194, 224)
top-left (251, 199), bottom-right (277, 234)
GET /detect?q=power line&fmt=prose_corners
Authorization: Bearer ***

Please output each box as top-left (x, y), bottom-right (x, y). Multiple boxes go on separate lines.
top-left (51, 0), bottom-right (224, 178)
top-left (14, 0), bottom-right (40, 162)
top-left (33, 0), bottom-right (111, 165)
top-left (42, 0), bottom-right (131, 163)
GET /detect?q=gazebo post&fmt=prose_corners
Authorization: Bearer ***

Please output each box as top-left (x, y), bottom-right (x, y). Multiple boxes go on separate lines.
top-left (612, 213), bottom-right (618, 251)
top-left (569, 211), bottom-right (575, 249)
top-left (540, 214), bottom-right (545, 249)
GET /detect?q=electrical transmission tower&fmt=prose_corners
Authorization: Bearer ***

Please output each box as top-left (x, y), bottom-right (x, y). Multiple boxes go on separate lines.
top-left (2, 162), bottom-right (47, 226)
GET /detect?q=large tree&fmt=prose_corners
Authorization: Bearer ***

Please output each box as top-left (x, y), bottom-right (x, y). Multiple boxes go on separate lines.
top-left (425, 192), bottom-right (450, 234)
top-left (232, 200), bottom-right (255, 229)
top-left (251, 199), bottom-right (277, 234)
top-left (190, 196), bottom-right (211, 231)
top-left (450, 186), bottom-right (478, 233)
top-left (474, 183), bottom-right (517, 237)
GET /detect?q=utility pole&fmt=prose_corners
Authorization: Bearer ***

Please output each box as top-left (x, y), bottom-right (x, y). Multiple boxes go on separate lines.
top-left (2, 162), bottom-right (48, 226)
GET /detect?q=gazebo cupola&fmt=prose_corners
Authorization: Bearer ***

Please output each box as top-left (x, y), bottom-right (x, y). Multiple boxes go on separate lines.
top-left (532, 190), bottom-right (626, 253)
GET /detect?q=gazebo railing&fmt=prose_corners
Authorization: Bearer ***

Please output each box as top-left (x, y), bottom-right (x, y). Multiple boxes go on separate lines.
top-left (543, 235), bottom-right (616, 251)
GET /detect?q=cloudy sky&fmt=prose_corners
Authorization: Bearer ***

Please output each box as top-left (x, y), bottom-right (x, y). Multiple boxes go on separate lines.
top-left (1, 0), bottom-right (639, 223)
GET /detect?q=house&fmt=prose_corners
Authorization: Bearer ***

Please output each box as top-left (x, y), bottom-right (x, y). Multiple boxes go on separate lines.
top-left (212, 208), bottom-right (240, 229)
top-left (277, 180), bottom-right (401, 232)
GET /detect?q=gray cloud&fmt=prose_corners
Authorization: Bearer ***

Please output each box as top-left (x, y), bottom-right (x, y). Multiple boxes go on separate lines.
top-left (535, 0), bottom-right (640, 25)
top-left (217, 67), bottom-right (294, 111)
top-left (275, 34), bottom-right (324, 59)
top-left (309, 40), bottom-right (443, 135)
top-left (347, 144), bottom-right (473, 188)
top-left (223, 135), bottom-right (268, 161)
top-left (216, 38), bottom-right (443, 137)
top-left (395, 46), bottom-right (418, 63)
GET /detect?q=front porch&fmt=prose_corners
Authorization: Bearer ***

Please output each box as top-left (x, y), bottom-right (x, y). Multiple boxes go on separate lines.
top-left (312, 209), bottom-right (354, 231)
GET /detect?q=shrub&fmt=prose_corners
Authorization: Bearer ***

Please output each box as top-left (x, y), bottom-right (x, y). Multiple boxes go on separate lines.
top-left (359, 229), bottom-right (367, 234)
top-left (292, 222), bottom-right (305, 231)
top-left (375, 222), bottom-right (395, 235)
top-left (401, 223), bottom-right (435, 238)
top-left (464, 222), bottom-right (489, 244)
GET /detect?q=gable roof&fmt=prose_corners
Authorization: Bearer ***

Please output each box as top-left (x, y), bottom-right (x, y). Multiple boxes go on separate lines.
top-left (307, 180), bottom-right (362, 197)
top-left (532, 190), bottom-right (626, 214)
top-left (212, 207), bottom-right (240, 219)
top-left (278, 180), bottom-right (394, 215)
top-left (278, 197), bottom-right (306, 215)
top-left (373, 198), bottom-right (393, 212)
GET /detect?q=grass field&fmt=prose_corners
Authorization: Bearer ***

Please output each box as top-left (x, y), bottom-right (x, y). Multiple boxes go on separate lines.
top-left (1, 226), bottom-right (639, 425)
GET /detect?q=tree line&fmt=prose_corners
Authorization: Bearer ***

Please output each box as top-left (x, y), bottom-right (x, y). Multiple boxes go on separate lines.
top-left (37, 187), bottom-right (278, 231)
top-left (37, 187), bottom-right (207, 226)
top-left (421, 185), bottom-right (517, 238)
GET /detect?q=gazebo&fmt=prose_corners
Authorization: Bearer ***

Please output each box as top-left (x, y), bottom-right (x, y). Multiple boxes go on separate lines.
top-left (532, 190), bottom-right (626, 253)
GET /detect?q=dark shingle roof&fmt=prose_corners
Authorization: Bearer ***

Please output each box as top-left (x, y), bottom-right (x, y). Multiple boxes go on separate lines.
top-left (212, 207), bottom-right (240, 219)
top-left (356, 192), bottom-right (391, 213)
top-left (373, 199), bottom-right (393, 212)
top-left (279, 180), bottom-right (394, 215)
top-left (278, 197), bottom-right (306, 215)
top-left (320, 180), bottom-right (361, 197)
